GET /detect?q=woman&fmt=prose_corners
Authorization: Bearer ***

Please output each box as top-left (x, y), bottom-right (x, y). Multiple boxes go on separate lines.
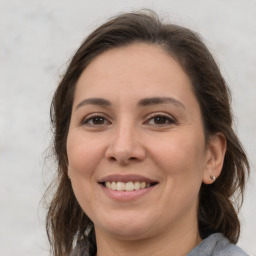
top-left (46, 10), bottom-right (250, 256)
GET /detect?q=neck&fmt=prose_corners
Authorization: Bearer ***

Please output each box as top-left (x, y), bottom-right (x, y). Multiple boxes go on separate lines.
top-left (95, 220), bottom-right (201, 256)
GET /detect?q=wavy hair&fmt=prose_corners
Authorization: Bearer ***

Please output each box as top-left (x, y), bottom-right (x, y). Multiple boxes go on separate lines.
top-left (45, 10), bottom-right (249, 256)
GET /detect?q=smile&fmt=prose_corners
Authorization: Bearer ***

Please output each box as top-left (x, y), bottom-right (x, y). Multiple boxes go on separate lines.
top-left (98, 175), bottom-right (158, 201)
top-left (103, 181), bottom-right (156, 191)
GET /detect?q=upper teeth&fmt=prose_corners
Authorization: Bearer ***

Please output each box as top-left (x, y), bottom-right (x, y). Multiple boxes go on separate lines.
top-left (105, 181), bottom-right (151, 191)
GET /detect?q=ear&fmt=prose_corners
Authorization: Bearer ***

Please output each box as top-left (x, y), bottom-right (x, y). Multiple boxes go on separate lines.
top-left (203, 132), bottom-right (226, 184)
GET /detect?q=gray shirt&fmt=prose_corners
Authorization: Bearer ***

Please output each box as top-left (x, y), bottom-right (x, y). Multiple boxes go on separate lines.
top-left (187, 233), bottom-right (248, 256)
top-left (71, 233), bottom-right (248, 256)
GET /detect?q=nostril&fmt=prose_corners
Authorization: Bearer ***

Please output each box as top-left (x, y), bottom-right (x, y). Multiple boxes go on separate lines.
top-left (109, 156), bottom-right (116, 162)
top-left (108, 156), bottom-right (138, 163)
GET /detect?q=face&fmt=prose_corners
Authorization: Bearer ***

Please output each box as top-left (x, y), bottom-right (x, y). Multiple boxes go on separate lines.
top-left (67, 43), bottom-right (211, 241)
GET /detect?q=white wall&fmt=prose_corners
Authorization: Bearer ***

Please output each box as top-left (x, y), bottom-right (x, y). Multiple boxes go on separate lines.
top-left (0, 0), bottom-right (255, 255)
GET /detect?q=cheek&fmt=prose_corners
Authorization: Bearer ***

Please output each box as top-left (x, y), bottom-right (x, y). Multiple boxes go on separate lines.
top-left (161, 135), bottom-right (206, 209)
top-left (66, 133), bottom-right (103, 215)
top-left (66, 132), bottom-right (103, 177)
top-left (153, 134), bottom-right (206, 175)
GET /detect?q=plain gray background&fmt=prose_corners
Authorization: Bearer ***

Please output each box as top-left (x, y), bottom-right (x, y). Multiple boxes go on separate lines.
top-left (0, 0), bottom-right (255, 255)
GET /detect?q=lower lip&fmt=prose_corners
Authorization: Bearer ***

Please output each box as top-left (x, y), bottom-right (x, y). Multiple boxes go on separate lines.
top-left (100, 184), bottom-right (157, 201)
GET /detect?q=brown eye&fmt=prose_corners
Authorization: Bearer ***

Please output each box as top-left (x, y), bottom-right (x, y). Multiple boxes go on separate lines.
top-left (146, 114), bottom-right (175, 126)
top-left (91, 117), bottom-right (105, 125)
top-left (82, 115), bottom-right (110, 126)
top-left (154, 116), bottom-right (169, 124)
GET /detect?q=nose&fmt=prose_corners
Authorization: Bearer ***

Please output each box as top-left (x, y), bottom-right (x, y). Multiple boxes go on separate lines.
top-left (105, 123), bottom-right (146, 165)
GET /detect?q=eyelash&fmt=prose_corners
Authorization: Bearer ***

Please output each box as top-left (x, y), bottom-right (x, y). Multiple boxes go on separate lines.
top-left (81, 113), bottom-right (176, 127)
top-left (81, 114), bottom-right (111, 126)
top-left (144, 113), bottom-right (176, 126)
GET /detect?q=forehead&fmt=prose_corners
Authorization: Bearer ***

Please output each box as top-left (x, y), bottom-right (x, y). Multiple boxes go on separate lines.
top-left (74, 43), bottom-right (197, 108)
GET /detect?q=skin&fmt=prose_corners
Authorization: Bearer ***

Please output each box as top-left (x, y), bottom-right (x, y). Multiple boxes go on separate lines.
top-left (67, 43), bottom-right (226, 256)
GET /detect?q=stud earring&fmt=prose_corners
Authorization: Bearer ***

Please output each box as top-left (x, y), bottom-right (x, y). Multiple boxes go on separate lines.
top-left (210, 175), bottom-right (216, 181)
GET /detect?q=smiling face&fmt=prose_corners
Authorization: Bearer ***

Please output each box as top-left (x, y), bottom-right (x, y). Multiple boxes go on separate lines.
top-left (66, 43), bottom-right (213, 242)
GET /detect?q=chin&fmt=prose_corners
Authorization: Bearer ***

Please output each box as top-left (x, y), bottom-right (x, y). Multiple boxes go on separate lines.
top-left (95, 213), bottom-right (155, 240)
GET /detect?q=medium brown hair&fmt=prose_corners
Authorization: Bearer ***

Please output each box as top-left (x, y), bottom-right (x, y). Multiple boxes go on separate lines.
top-left (46, 10), bottom-right (249, 256)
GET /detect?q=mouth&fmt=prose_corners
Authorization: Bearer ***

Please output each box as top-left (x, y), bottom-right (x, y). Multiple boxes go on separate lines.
top-left (98, 174), bottom-right (159, 192)
top-left (100, 181), bottom-right (158, 191)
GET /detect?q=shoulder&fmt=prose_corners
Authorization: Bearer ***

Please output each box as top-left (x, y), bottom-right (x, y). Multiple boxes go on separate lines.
top-left (187, 233), bottom-right (249, 256)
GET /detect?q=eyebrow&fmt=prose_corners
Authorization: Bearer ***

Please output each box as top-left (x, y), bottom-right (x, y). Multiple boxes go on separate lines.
top-left (138, 97), bottom-right (186, 109)
top-left (76, 98), bottom-right (111, 109)
top-left (75, 96), bottom-right (185, 110)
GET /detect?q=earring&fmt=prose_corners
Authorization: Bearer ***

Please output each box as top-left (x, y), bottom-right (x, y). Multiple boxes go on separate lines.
top-left (210, 175), bottom-right (216, 181)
